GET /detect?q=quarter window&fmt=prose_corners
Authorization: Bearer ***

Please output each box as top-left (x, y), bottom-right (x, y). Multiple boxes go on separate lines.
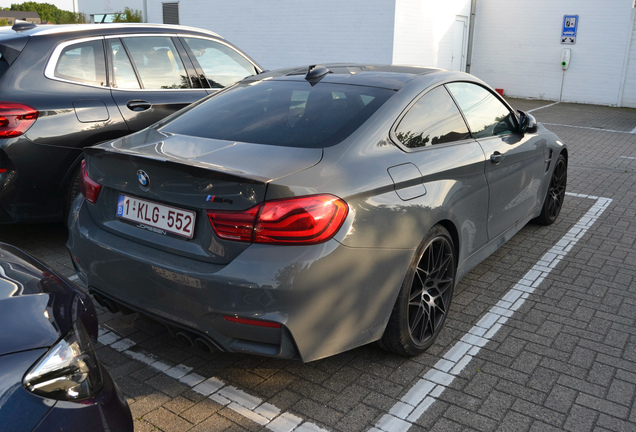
top-left (53, 40), bottom-right (106, 86)
top-left (446, 82), bottom-right (516, 138)
top-left (395, 86), bottom-right (470, 148)
top-left (121, 36), bottom-right (190, 89)
top-left (182, 37), bottom-right (257, 88)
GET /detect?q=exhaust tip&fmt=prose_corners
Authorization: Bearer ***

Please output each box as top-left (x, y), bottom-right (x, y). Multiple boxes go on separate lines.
top-left (176, 331), bottom-right (195, 347)
top-left (195, 337), bottom-right (217, 353)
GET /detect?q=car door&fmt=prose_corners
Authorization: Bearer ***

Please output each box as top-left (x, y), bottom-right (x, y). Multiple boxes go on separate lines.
top-left (391, 85), bottom-right (490, 262)
top-left (178, 36), bottom-right (260, 95)
top-left (107, 34), bottom-right (208, 132)
top-left (446, 82), bottom-right (546, 241)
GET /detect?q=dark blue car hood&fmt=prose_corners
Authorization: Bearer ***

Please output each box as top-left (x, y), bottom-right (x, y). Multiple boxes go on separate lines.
top-left (0, 243), bottom-right (94, 356)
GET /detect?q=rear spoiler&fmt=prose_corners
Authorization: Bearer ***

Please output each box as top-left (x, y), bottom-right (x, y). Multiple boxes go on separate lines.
top-left (0, 24), bottom-right (30, 65)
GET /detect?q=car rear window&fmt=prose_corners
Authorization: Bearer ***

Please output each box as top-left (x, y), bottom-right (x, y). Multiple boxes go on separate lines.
top-left (161, 80), bottom-right (395, 148)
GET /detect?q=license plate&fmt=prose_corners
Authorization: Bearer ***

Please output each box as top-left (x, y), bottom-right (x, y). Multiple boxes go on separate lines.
top-left (116, 194), bottom-right (196, 238)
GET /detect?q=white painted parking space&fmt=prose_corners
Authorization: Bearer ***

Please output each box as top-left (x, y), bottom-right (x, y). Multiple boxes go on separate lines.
top-left (526, 102), bottom-right (560, 113)
top-left (542, 123), bottom-right (636, 134)
top-left (98, 329), bottom-right (329, 432)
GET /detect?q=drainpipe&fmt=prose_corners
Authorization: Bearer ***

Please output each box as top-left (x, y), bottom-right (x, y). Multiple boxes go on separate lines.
top-left (465, 0), bottom-right (477, 73)
top-left (617, 7), bottom-right (635, 107)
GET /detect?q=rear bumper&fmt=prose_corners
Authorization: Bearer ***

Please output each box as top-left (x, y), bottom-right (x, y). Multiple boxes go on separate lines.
top-left (68, 197), bottom-right (413, 362)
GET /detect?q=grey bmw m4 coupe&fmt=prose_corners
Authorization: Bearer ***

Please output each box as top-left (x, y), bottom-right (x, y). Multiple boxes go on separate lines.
top-left (67, 65), bottom-right (567, 362)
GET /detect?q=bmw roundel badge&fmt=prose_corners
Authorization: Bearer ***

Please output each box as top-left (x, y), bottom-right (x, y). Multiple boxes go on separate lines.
top-left (137, 170), bottom-right (150, 187)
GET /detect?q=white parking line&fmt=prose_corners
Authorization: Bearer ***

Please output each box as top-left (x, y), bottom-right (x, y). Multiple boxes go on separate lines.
top-left (620, 156), bottom-right (636, 160)
top-left (373, 193), bottom-right (612, 432)
top-left (526, 101), bottom-right (560, 113)
top-left (631, 125), bottom-right (636, 134)
top-left (542, 122), bottom-right (634, 134)
top-left (95, 192), bottom-right (611, 432)
top-left (97, 328), bottom-right (328, 432)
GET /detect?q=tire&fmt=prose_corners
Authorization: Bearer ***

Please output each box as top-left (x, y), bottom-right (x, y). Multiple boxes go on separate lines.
top-left (533, 154), bottom-right (567, 226)
top-left (64, 165), bottom-right (82, 223)
top-left (381, 225), bottom-right (457, 356)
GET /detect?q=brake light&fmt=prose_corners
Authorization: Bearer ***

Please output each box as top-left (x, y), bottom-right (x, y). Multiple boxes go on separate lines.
top-left (207, 194), bottom-right (348, 245)
top-left (80, 161), bottom-right (102, 204)
top-left (0, 102), bottom-right (38, 138)
top-left (207, 205), bottom-right (259, 242)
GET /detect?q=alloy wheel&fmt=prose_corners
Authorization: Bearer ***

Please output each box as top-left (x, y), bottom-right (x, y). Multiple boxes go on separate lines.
top-left (408, 236), bottom-right (455, 346)
top-left (547, 157), bottom-right (567, 220)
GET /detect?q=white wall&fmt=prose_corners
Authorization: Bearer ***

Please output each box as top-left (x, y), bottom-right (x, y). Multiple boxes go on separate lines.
top-left (392, 0), bottom-right (471, 70)
top-left (146, 0), bottom-right (396, 70)
top-left (470, 0), bottom-right (636, 106)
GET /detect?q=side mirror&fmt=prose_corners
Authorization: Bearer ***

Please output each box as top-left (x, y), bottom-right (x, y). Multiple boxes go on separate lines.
top-left (518, 110), bottom-right (537, 134)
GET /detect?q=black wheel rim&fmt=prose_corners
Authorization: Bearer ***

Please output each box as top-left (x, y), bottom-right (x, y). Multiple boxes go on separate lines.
top-left (547, 158), bottom-right (567, 220)
top-left (408, 237), bottom-right (455, 346)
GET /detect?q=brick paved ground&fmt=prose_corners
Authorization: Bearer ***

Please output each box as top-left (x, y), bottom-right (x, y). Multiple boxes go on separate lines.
top-left (1, 100), bottom-right (635, 432)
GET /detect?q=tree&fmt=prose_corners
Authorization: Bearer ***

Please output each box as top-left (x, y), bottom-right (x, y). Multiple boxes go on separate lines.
top-left (112, 7), bottom-right (143, 23)
top-left (9, 2), bottom-right (86, 24)
top-left (57, 10), bottom-right (87, 24)
top-left (11, 2), bottom-right (57, 22)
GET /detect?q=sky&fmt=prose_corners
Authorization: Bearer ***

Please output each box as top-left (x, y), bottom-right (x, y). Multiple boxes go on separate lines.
top-left (0, 0), bottom-right (76, 12)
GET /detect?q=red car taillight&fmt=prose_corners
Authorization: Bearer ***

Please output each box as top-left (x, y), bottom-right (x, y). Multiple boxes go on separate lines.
top-left (0, 102), bottom-right (38, 138)
top-left (80, 161), bottom-right (102, 204)
top-left (207, 194), bottom-right (348, 245)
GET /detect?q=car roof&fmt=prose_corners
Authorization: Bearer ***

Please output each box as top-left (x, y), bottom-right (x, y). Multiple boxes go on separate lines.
top-left (243, 64), bottom-right (447, 90)
top-left (0, 22), bottom-right (222, 39)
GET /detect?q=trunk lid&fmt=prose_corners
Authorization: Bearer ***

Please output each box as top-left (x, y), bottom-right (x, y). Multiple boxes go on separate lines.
top-left (83, 129), bottom-right (323, 264)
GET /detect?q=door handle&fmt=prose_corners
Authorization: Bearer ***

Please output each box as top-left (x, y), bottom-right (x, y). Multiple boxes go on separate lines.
top-left (126, 100), bottom-right (152, 111)
top-left (490, 151), bottom-right (503, 164)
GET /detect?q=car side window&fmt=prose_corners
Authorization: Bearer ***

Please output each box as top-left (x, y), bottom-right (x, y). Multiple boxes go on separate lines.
top-left (394, 86), bottom-right (470, 149)
top-left (121, 36), bottom-right (191, 89)
top-left (108, 39), bottom-right (140, 89)
top-left (446, 82), bottom-right (516, 139)
top-left (182, 37), bottom-right (257, 88)
top-left (53, 40), bottom-right (106, 86)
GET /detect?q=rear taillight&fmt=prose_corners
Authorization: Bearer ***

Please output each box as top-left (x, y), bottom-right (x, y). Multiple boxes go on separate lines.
top-left (207, 206), bottom-right (259, 242)
top-left (80, 161), bottom-right (102, 204)
top-left (207, 194), bottom-right (348, 245)
top-left (0, 102), bottom-right (38, 138)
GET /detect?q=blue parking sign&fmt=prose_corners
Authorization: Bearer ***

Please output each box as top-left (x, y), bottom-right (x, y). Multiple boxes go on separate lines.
top-left (561, 15), bottom-right (578, 44)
